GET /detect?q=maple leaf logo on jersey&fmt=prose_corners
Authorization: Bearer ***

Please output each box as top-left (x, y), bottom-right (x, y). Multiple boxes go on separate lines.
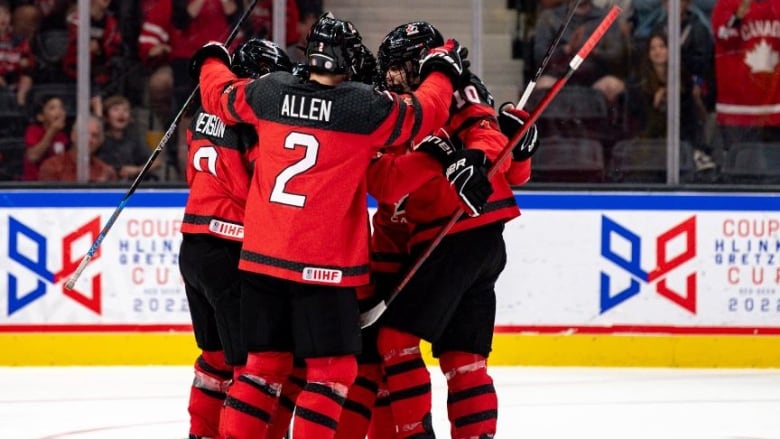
top-left (744, 39), bottom-right (779, 73)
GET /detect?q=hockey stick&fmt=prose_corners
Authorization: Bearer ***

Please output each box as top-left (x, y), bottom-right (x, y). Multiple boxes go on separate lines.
top-left (517, 0), bottom-right (582, 109)
top-left (65, 0), bottom-right (259, 290)
top-left (360, 5), bottom-right (622, 328)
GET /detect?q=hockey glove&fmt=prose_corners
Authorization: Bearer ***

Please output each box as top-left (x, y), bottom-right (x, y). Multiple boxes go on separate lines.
top-left (445, 149), bottom-right (493, 217)
top-left (419, 39), bottom-right (468, 86)
top-left (190, 42), bottom-right (232, 80)
top-left (415, 128), bottom-right (461, 165)
top-left (498, 103), bottom-right (540, 162)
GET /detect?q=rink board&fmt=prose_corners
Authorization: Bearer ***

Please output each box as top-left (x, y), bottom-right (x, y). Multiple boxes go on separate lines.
top-left (1, 189), bottom-right (780, 367)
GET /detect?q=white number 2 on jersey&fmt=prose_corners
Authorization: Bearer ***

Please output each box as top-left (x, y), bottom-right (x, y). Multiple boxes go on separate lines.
top-left (270, 132), bottom-right (319, 207)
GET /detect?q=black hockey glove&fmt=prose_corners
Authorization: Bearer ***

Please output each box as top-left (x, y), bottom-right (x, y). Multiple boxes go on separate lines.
top-left (190, 42), bottom-right (232, 80)
top-left (419, 39), bottom-right (468, 87)
top-left (415, 129), bottom-right (461, 165)
top-left (498, 102), bottom-right (540, 162)
top-left (445, 149), bottom-right (493, 217)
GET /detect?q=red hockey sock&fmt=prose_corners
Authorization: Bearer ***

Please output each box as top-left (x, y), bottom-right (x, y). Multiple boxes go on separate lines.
top-left (334, 363), bottom-right (382, 439)
top-left (219, 351), bottom-right (293, 439)
top-left (377, 327), bottom-right (433, 438)
top-left (292, 355), bottom-right (357, 439)
top-left (267, 364), bottom-right (306, 439)
top-left (188, 351), bottom-right (232, 438)
top-left (439, 351), bottom-right (497, 439)
top-left (368, 379), bottom-right (396, 439)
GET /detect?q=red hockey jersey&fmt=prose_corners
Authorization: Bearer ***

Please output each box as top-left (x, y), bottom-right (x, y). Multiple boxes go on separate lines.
top-left (713, 0), bottom-right (780, 126)
top-left (198, 60), bottom-right (453, 286)
top-left (181, 106), bottom-right (257, 242)
top-left (368, 74), bottom-right (521, 248)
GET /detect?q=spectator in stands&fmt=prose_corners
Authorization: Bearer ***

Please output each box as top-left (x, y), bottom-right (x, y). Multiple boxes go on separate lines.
top-left (97, 94), bottom-right (159, 181)
top-left (10, 1), bottom-right (41, 40)
top-left (62, 0), bottom-right (122, 109)
top-left (138, 0), bottom-right (172, 128)
top-left (534, 0), bottom-right (627, 104)
top-left (16, 0), bottom-right (72, 33)
top-left (109, 0), bottom-right (141, 58)
top-left (108, 0), bottom-right (144, 106)
top-left (137, 0), bottom-right (239, 179)
top-left (626, 30), bottom-right (714, 170)
top-left (0, 0), bottom-right (34, 106)
top-left (712, 0), bottom-right (780, 146)
top-left (632, 0), bottom-right (714, 109)
top-left (39, 113), bottom-right (116, 181)
top-left (539, 0), bottom-right (635, 38)
top-left (634, 0), bottom-right (712, 41)
top-left (21, 93), bottom-right (67, 180)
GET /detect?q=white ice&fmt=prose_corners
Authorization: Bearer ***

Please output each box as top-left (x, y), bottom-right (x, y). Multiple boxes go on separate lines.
top-left (0, 366), bottom-right (778, 439)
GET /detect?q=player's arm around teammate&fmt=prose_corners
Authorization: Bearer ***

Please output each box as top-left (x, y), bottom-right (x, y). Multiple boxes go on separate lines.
top-left (189, 12), bottom-right (468, 439)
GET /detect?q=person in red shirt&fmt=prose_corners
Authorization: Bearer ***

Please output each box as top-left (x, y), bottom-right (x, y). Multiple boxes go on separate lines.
top-left (360, 21), bottom-right (539, 439)
top-left (190, 12), bottom-right (479, 439)
top-left (138, 0), bottom-right (239, 178)
top-left (0, 0), bottom-right (34, 106)
top-left (712, 0), bottom-right (780, 145)
top-left (180, 38), bottom-right (293, 439)
top-left (22, 94), bottom-right (68, 181)
top-left (62, 0), bottom-right (122, 96)
top-left (38, 114), bottom-right (117, 182)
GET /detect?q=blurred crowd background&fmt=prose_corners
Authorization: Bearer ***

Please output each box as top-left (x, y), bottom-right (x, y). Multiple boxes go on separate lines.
top-left (0, 0), bottom-right (777, 186)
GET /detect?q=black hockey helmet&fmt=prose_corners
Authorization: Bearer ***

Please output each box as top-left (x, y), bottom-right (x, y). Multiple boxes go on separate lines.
top-left (351, 44), bottom-right (383, 87)
top-left (231, 38), bottom-right (293, 78)
top-left (305, 12), bottom-right (363, 75)
top-left (377, 21), bottom-right (444, 80)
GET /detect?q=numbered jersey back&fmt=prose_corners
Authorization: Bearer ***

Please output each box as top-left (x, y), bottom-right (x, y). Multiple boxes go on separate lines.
top-left (181, 107), bottom-right (257, 242)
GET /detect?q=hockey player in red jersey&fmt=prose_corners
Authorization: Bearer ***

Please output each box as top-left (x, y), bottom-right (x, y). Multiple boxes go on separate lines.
top-left (332, 45), bottom-right (400, 439)
top-left (190, 12), bottom-right (488, 439)
top-left (179, 38), bottom-right (292, 439)
top-left (363, 21), bottom-right (540, 439)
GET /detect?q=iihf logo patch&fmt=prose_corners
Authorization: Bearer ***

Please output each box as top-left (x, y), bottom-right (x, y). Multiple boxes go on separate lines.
top-left (302, 267), bottom-right (342, 284)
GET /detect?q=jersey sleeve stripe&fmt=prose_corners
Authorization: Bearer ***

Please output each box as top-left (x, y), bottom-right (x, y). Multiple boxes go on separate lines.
top-left (407, 93), bottom-right (423, 144)
top-left (226, 86), bottom-right (245, 124)
top-left (384, 98), bottom-right (408, 146)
